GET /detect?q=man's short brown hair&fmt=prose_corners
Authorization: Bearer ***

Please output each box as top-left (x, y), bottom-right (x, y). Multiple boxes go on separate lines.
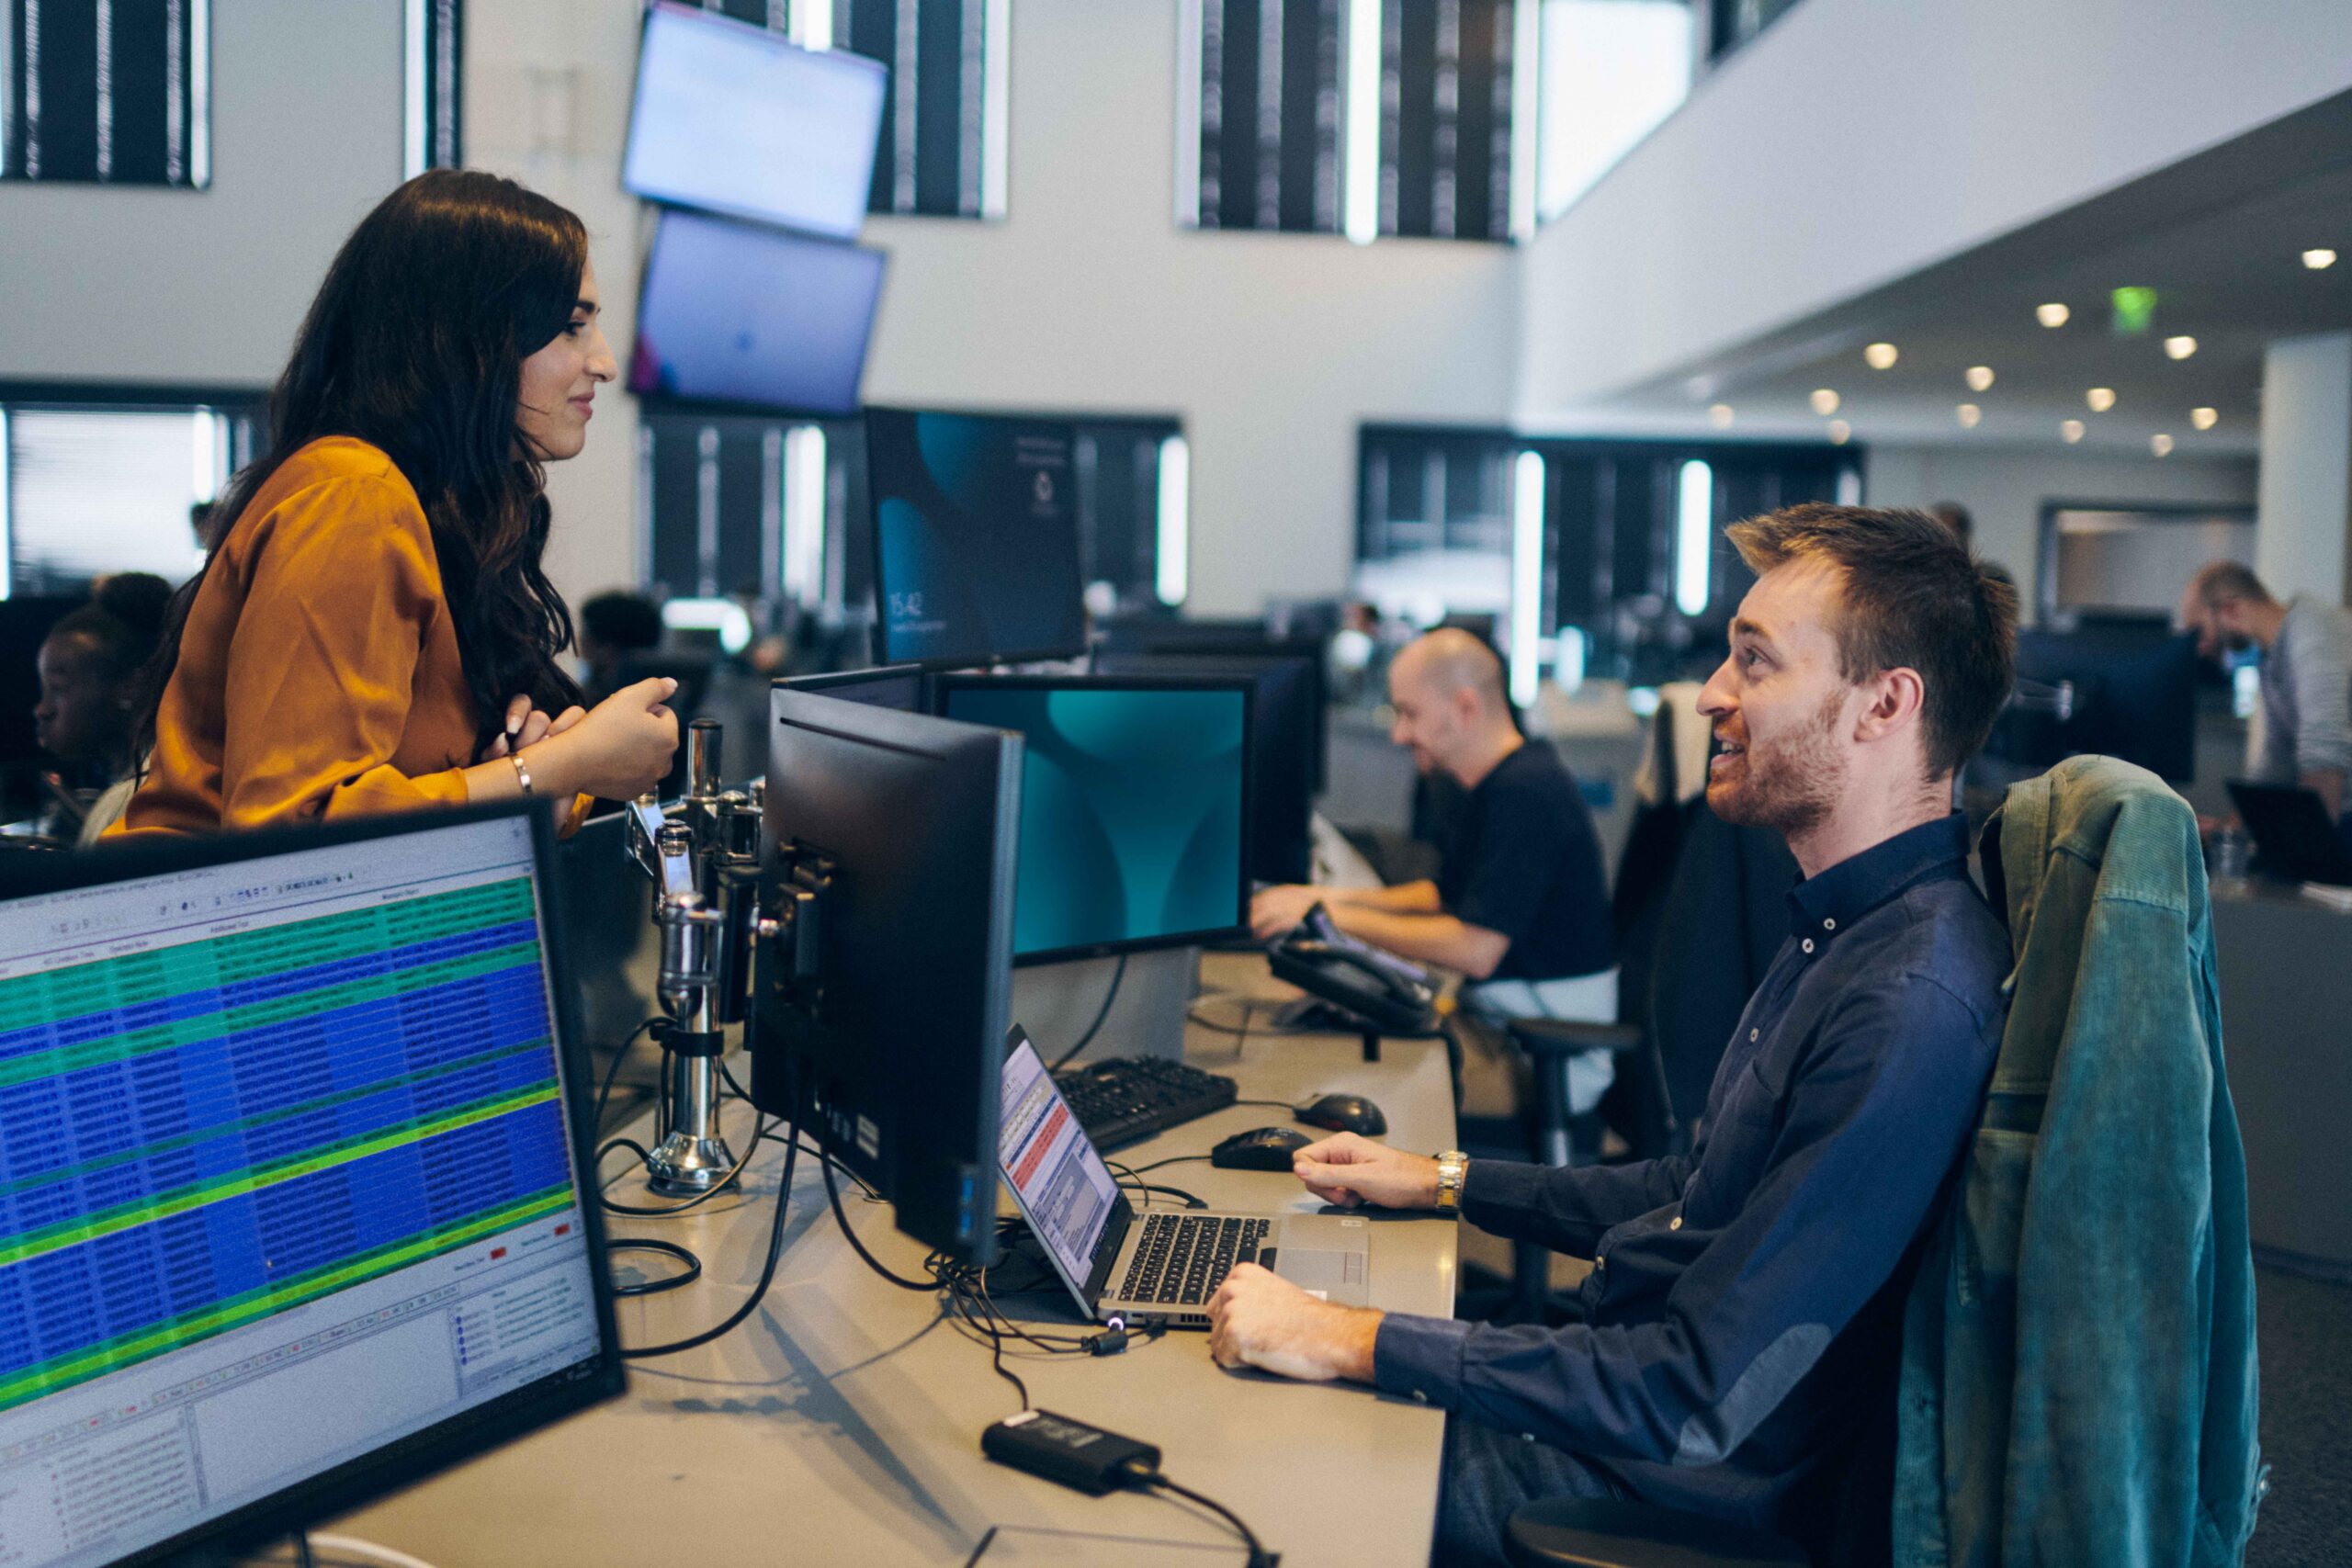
top-left (2188, 559), bottom-right (2272, 611)
top-left (1725, 503), bottom-right (2018, 779)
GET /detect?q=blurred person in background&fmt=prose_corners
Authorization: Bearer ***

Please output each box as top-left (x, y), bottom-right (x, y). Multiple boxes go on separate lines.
top-left (32, 573), bottom-right (173, 845)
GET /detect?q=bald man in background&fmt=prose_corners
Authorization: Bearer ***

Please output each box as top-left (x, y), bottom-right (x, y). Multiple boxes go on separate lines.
top-left (1252, 629), bottom-right (1617, 1107)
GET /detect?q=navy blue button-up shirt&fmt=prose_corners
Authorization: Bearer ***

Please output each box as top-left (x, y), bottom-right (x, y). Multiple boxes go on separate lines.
top-left (1376, 813), bottom-right (2010, 1529)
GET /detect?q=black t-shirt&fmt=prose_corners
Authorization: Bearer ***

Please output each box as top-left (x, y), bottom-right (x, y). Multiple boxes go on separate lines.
top-left (1434, 741), bottom-right (1613, 982)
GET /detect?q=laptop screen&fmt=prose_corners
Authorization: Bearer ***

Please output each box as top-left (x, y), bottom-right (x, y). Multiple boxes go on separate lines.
top-left (997, 1036), bottom-right (1120, 1293)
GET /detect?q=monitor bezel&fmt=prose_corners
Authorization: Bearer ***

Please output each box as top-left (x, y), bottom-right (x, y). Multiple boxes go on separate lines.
top-left (864, 406), bottom-right (1091, 671)
top-left (621, 1), bottom-right (888, 243)
top-left (628, 207), bottom-right (888, 421)
top-left (933, 672), bottom-right (1256, 966)
top-left (0, 801), bottom-right (628, 1567)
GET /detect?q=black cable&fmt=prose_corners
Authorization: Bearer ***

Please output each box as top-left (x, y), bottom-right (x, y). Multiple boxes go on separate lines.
top-left (294, 1532), bottom-right (315, 1568)
top-left (1127, 1469), bottom-right (1279, 1568)
top-left (1121, 1154), bottom-right (1212, 1174)
top-left (607, 1238), bottom-right (703, 1297)
top-left (594, 1017), bottom-right (667, 1137)
top-left (1124, 1181), bottom-right (1207, 1210)
top-left (597, 1115), bottom-right (769, 1216)
top-left (1048, 953), bottom-right (1129, 1071)
top-left (619, 1131), bottom-right (799, 1359)
top-left (1230, 1099), bottom-right (1300, 1111)
top-left (821, 1136), bottom-right (937, 1292)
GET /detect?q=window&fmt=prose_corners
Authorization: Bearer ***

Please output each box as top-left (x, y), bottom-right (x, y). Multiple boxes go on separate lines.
top-left (0, 396), bottom-right (256, 595)
top-left (639, 408), bottom-right (1182, 622)
top-left (3, 0), bottom-right (209, 186)
top-left (1536, 0), bottom-right (1690, 219)
top-left (826, 0), bottom-right (1010, 220)
top-left (1180, 0), bottom-right (1528, 243)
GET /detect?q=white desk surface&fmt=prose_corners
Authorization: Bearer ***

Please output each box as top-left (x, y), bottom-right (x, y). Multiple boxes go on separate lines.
top-left (318, 955), bottom-right (1458, 1567)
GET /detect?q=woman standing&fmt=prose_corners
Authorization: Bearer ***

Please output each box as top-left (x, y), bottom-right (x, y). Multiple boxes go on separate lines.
top-left (115, 170), bottom-right (676, 836)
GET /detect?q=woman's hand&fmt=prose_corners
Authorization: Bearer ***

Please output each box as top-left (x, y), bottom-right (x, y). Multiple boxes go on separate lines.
top-left (524, 678), bottom-right (679, 800)
top-left (485, 695), bottom-right (587, 759)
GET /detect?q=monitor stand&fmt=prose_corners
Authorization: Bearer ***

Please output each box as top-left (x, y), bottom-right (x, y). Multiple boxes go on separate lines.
top-left (1011, 946), bottom-right (1198, 1067)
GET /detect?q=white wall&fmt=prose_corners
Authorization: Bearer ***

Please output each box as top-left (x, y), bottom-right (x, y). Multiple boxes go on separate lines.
top-left (1517, 0), bottom-right (2352, 412)
top-left (0, 0), bottom-right (404, 385)
top-left (469, 0), bottom-right (1521, 616)
top-left (1864, 444), bottom-right (2258, 620)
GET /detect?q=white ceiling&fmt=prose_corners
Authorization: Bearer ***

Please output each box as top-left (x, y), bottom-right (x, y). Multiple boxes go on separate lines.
top-left (1544, 88), bottom-right (2352, 457)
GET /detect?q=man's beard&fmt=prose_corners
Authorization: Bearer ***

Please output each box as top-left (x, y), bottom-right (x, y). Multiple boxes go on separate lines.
top-left (1707, 689), bottom-right (1848, 838)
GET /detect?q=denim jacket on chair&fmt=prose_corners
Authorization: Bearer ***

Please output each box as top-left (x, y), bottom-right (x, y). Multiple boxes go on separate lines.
top-left (1893, 756), bottom-right (2262, 1567)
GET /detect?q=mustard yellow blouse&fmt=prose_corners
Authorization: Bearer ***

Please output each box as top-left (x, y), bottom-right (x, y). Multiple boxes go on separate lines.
top-left (112, 436), bottom-right (572, 837)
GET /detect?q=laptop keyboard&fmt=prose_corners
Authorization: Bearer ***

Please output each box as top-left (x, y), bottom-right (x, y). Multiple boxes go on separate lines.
top-left (1118, 1213), bottom-right (1272, 1306)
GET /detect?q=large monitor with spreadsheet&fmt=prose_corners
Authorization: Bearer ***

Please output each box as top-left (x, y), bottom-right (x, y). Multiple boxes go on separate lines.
top-left (0, 803), bottom-right (622, 1567)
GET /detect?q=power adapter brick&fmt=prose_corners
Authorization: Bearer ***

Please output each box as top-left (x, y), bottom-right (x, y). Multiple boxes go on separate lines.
top-left (981, 1409), bottom-right (1161, 1495)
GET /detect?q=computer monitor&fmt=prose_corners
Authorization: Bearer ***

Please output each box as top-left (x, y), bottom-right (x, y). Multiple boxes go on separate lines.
top-left (935, 675), bottom-right (1251, 964)
top-left (0, 803), bottom-right (623, 1566)
top-left (865, 408), bottom-right (1088, 670)
top-left (773, 663), bottom-right (929, 713)
top-left (623, 3), bottom-right (887, 241)
top-left (1989, 623), bottom-right (2200, 782)
top-left (1113, 632), bottom-right (1330, 794)
top-left (1097, 651), bottom-right (1315, 884)
top-left (628, 210), bottom-right (886, 416)
top-left (749, 690), bottom-right (1020, 1264)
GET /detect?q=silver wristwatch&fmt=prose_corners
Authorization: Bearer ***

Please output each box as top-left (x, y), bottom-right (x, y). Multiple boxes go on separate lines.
top-left (1434, 1150), bottom-right (1467, 1212)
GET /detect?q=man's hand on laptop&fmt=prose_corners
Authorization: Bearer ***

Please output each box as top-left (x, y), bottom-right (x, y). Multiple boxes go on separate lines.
top-left (1249, 884), bottom-right (1322, 942)
top-left (1292, 1133), bottom-right (1442, 1210)
top-left (1206, 1263), bottom-right (1380, 1382)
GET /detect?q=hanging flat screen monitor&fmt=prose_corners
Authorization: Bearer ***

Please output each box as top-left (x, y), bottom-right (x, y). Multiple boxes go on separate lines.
top-left (623, 3), bottom-right (887, 240)
top-left (867, 409), bottom-right (1088, 669)
top-left (628, 210), bottom-right (886, 417)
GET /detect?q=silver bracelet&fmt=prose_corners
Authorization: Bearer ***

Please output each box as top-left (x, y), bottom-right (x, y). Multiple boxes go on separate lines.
top-left (508, 750), bottom-right (534, 797)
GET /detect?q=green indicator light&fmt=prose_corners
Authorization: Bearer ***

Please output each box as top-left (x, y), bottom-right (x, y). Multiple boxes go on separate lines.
top-left (2110, 287), bottom-right (2158, 336)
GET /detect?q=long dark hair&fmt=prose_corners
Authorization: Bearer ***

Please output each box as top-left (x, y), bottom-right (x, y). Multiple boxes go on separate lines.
top-left (137, 169), bottom-right (589, 765)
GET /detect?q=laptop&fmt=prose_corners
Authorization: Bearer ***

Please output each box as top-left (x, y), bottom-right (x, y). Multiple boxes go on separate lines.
top-left (997, 1032), bottom-right (1371, 1328)
top-left (2226, 779), bottom-right (2352, 886)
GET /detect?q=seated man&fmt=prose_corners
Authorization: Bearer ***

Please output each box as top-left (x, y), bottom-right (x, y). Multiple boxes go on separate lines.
top-left (1209, 505), bottom-right (2018, 1565)
top-left (1251, 628), bottom-right (1616, 1106)
top-left (2180, 559), bottom-right (2352, 841)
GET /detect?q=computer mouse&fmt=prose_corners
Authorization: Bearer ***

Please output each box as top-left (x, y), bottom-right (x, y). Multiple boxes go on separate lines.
top-left (1211, 1126), bottom-right (1315, 1170)
top-left (1295, 1093), bottom-right (1388, 1137)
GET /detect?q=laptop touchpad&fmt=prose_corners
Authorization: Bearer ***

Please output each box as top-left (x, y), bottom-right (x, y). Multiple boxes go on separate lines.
top-left (1274, 1247), bottom-right (1370, 1306)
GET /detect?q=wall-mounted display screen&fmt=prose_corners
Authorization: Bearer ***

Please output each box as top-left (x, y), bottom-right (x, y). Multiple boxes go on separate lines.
top-left (623, 3), bottom-right (887, 240)
top-left (628, 211), bottom-right (886, 416)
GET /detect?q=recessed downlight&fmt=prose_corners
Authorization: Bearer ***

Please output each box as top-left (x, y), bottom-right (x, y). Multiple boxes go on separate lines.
top-left (1826, 419), bottom-right (1851, 446)
top-left (1957, 403), bottom-right (1983, 429)
top-left (2086, 387), bottom-right (2117, 412)
top-left (2037, 303), bottom-right (2071, 328)
top-left (1810, 389), bottom-right (1841, 415)
top-left (2190, 407), bottom-right (2219, 431)
top-left (2151, 434), bottom-right (2175, 457)
top-left (2305, 248), bottom-right (2338, 270)
top-left (2164, 335), bottom-right (2198, 360)
top-left (1708, 403), bottom-right (1736, 429)
top-left (2061, 419), bottom-right (2086, 444)
top-left (1864, 343), bottom-right (1898, 370)
top-left (1965, 366), bottom-right (1995, 391)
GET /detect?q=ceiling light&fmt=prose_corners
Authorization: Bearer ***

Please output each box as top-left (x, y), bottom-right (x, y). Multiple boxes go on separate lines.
top-left (1864, 343), bottom-right (1898, 370)
top-left (1826, 419), bottom-right (1851, 446)
top-left (2110, 287), bottom-right (2159, 336)
top-left (1708, 403), bottom-right (1735, 428)
top-left (2037, 302), bottom-right (2071, 328)
top-left (2061, 419), bottom-right (2086, 444)
top-left (2305, 248), bottom-right (2338, 270)
top-left (2164, 335), bottom-right (2198, 360)
top-left (1957, 403), bottom-right (1983, 429)
top-left (1965, 366), bottom-right (1995, 391)
top-left (2086, 387), bottom-right (2117, 412)
top-left (1810, 389), bottom-right (1840, 415)
top-left (2190, 407), bottom-right (2219, 431)
top-left (2151, 434), bottom-right (2175, 457)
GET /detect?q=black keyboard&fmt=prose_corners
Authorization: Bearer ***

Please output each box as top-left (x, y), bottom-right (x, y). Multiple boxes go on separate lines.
top-left (1054, 1055), bottom-right (1238, 1152)
top-left (1118, 1213), bottom-right (1273, 1307)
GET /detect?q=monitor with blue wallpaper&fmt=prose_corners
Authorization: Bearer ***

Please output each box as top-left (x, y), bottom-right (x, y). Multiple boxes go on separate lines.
top-left (866, 408), bottom-right (1088, 669)
top-left (935, 676), bottom-right (1251, 964)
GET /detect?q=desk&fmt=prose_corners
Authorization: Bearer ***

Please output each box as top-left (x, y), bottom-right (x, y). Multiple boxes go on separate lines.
top-left (2211, 880), bottom-right (2352, 1276)
top-left (322, 955), bottom-right (1458, 1566)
